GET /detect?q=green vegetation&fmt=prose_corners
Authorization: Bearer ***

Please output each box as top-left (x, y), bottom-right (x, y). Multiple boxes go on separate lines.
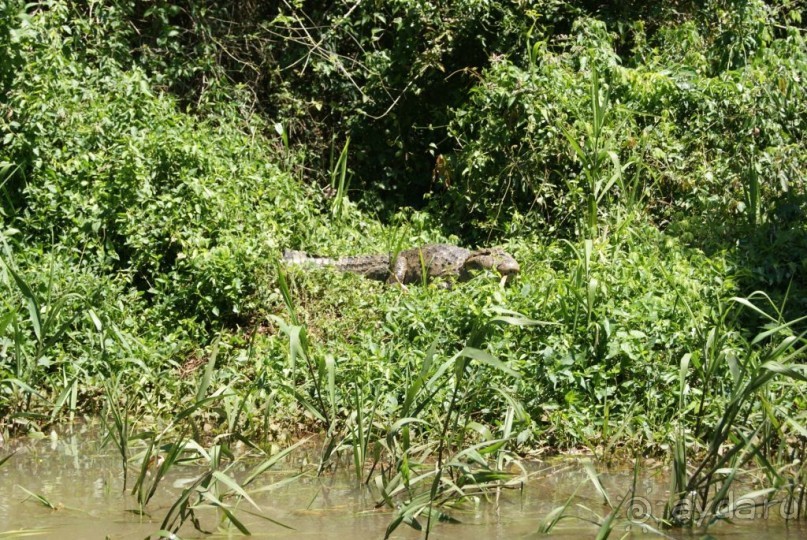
top-left (2, 0), bottom-right (807, 536)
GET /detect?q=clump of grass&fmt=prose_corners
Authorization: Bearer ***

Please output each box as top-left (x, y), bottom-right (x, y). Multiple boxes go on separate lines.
top-left (664, 292), bottom-right (807, 530)
top-left (17, 486), bottom-right (62, 511)
top-left (102, 377), bottom-right (306, 537)
top-left (378, 345), bottom-right (526, 537)
top-left (0, 247), bottom-right (88, 419)
top-left (562, 67), bottom-right (626, 238)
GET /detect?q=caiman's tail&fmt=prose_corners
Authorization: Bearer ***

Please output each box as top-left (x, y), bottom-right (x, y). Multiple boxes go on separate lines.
top-left (282, 249), bottom-right (335, 267)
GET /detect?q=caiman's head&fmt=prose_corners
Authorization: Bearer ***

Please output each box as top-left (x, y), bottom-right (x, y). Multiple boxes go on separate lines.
top-left (462, 248), bottom-right (520, 284)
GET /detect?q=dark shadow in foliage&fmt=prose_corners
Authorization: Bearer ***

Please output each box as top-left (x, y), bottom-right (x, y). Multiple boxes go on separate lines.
top-left (579, 0), bottom-right (704, 60)
top-left (671, 186), bottom-right (807, 330)
top-left (72, 2), bottom-right (550, 222)
top-left (104, 2), bottom-right (507, 212)
top-left (734, 192), bottom-right (807, 318)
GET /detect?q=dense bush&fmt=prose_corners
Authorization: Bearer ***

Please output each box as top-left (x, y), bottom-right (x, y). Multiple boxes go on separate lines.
top-left (97, 0), bottom-right (806, 232)
top-left (1, 3), bottom-right (318, 327)
top-left (85, 1), bottom-right (579, 213)
top-left (446, 8), bottom-right (807, 241)
top-left (0, 1), bottom-right (27, 99)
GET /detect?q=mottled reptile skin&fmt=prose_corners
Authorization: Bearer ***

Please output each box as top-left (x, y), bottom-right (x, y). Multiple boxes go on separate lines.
top-left (283, 244), bottom-right (520, 285)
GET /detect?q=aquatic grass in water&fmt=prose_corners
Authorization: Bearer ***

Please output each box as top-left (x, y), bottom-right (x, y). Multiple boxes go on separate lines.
top-left (17, 486), bottom-right (61, 511)
top-left (378, 345), bottom-right (528, 537)
top-left (665, 293), bottom-right (807, 530)
top-left (152, 439), bottom-right (303, 537)
top-left (534, 458), bottom-right (674, 538)
top-left (101, 384), bottom-right (304, 537)
top-left (101, 379), bottom-right (134, 491)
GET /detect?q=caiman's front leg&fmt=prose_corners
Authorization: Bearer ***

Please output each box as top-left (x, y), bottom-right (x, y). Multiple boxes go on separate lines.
top-left (387, 253), bottom-right (410, 286)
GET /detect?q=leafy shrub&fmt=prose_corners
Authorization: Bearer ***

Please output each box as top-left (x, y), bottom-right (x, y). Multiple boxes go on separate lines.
top-left (0, 5), bottom-right (315, 325)
top-left (444, 9), bottom-right (807, 244)
top-left (444, 18), bottom-right (629, 237)
top-left (0, 0), bottom-right (28, 100)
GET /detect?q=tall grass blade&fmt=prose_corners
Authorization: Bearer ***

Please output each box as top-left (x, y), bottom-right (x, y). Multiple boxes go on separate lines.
top-left (457, 347), bottom-right (520, 379)
top-left (330, 137), bottom-right (351, 219)
top-left (50, 378), bottom-right (76, 421)
top-left (537, 481), bottom-right (585, 533)
top-left (195, 337), bottom-right (219, 402)
top-left (17, 486), bottom-right (58, 510)
top-left (581, 458), bottom-right (612, 507)
top-left (4, 263), bottom-right (42, 344)
top-left (211, 471), bottom-right (261, 511)
top-left (0, 452), bottom-right (14, 467)
top-left (243, 437), bottom-right (311, 486)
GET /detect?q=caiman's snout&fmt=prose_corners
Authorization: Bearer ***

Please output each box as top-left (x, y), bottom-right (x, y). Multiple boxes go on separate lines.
top-left (496, 258), bottom-right (520, 277)
top-left (479, 248), bottom-right (519, 285)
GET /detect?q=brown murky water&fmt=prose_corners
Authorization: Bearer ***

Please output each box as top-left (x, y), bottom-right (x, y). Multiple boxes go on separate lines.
top-left (1, 423), bottom-right (806, 539)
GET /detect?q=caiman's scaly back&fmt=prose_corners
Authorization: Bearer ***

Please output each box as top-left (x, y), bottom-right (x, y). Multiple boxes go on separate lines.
top-left (283, 244), bottom-right (519, 285)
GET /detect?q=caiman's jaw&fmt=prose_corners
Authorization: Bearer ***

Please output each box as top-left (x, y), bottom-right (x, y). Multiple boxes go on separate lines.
top-left (489, 249), bottom-right (520, 286)
top-left (498, 261), bottom-right (520, 286)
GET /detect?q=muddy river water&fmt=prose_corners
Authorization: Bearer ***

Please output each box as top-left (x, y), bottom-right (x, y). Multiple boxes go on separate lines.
top-left (1, 423), bottom-right (805, 539)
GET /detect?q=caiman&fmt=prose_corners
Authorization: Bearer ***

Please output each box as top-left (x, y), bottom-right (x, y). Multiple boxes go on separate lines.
top-left (282, 244), bottom-right (520, 285)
